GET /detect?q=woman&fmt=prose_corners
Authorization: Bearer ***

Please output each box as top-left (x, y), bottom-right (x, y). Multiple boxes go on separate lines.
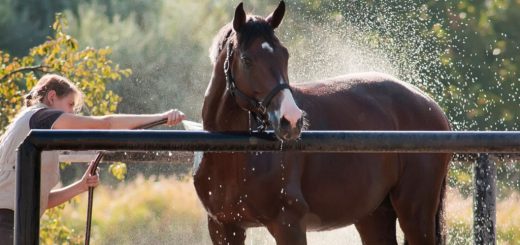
top-left (0, 74), bottom-right (186, 242)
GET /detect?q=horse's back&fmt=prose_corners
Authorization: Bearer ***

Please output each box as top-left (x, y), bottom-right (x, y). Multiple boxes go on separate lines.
top-left (293, 72), bottom-right (450, 131)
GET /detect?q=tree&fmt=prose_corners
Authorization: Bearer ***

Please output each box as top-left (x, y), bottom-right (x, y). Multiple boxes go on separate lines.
top-left (0, 13), bottom-right (131, 132)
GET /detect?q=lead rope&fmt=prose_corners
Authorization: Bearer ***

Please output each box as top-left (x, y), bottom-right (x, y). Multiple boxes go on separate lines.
top-left (84, 118), bottom-right (168, 245)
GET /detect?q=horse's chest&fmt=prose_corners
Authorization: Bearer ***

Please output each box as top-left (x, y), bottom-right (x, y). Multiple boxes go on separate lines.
top-left (194, 153), bottom-right (282, 223)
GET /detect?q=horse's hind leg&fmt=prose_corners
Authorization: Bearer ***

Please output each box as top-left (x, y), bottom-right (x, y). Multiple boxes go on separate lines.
top-left (207, 217), bottom-right (246, 245)
top-left (390, 154), bottom-right (449, 245)
top-left (354, 196), bottom-right (398, 245)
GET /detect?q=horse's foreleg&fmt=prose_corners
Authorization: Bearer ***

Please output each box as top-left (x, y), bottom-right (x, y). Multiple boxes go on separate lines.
top-left (280, 153), bottom-right (308, 216)
top-left (207, 216), bottom-right (246, 245)
top-left (265, 207), bottom-right (308, 245)
top-left (262, 153), bottom-right (308, 245)
top-left (354, 196), bottom-right (398, 245)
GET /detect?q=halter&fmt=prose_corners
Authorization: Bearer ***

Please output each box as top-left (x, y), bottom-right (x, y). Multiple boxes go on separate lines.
top-left (224, 40), bottom-right (292, 132)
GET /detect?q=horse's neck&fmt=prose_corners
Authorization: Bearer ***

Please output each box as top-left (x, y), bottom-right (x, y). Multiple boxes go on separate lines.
top-left (202, 60), bottom-right (249, 131)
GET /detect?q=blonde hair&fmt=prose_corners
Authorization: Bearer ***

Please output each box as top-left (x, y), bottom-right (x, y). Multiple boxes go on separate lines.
top-left (24, 74), bottom-right (84, 112)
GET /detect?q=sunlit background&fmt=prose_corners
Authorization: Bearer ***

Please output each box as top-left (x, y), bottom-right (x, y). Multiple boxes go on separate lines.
top-left (1, 0), bottom-right (519, 244)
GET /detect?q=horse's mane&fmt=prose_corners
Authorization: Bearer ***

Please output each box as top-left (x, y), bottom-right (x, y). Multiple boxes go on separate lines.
top-left (209, 15), bottom-right (277, 65)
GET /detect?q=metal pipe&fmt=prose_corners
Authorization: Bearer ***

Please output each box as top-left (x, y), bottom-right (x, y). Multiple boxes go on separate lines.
top-left (15, 141), bottom-right (41, 245)
top-left (474, 154), bottom-right (497, 245)
top-left (24, 130), bottom-right (520, 153)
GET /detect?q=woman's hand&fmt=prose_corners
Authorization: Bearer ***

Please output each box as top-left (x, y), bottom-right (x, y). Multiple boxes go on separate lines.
top-left (162, 109), bottom-right (186, 126)
top-left (47, 161), bottom-right (100, 209)
top-left (80, 160), bottom-right (100, 192)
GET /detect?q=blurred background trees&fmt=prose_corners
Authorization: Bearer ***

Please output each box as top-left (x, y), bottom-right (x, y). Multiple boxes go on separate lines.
top-left (3, 0), bottom-right (519, 130)
top-left (1, 0), bottom-right (520, 243)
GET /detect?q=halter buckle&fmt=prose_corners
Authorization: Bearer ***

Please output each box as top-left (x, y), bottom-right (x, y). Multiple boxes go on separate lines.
top-left (257, 103), bottom-right (267, 115)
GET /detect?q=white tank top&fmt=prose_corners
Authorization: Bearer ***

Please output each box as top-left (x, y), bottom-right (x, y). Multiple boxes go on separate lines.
top-left (0, 103), bottom-right (60, 215)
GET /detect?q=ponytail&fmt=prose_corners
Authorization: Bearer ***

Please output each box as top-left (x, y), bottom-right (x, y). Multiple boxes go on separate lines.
top-left (24, 92), bottom-right (35, 107)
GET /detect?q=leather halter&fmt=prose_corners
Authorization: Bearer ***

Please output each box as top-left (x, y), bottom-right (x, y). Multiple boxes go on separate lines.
top-left (224, 40), bottom-right (292, 132)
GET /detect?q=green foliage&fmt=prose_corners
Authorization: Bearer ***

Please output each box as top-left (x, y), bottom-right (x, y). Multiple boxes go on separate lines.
top-left (3, 0), bottom-right (520, 131)
top-left (0, 13), bottom-right (131, 132)
top-left (448, 162), bottom-right (474, 197)
top-left (284, 0), bottom-right (520, 130)
top-left (434, 1), bottom-right (520, 130)
top-left (108, 161), bottom-right (127, 181)
top-left (40, 204), bottom-right (82, 245)
top-left (60, 0), bottom-right (234, 119)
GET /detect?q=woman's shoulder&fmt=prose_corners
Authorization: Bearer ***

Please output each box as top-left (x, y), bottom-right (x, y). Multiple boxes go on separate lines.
top-left (29, 108), bottom-right (64, 129)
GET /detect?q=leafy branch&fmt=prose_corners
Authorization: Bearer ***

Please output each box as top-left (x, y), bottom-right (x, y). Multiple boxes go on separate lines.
top-left (0, 64), bottom-right (51, 81)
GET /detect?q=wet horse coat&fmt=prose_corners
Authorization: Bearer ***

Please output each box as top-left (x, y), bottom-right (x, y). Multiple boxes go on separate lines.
top-left (195, 2), bottom-right (451, 245)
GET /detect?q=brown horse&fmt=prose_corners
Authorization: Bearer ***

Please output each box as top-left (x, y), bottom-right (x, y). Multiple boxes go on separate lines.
top-left (195, 1), bottom-right (451, 244)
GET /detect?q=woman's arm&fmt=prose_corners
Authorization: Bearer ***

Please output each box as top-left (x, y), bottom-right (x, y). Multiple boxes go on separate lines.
top-left (52, 109), bottom-right (185, 129)
top-left (47, 161), bottom-right (99, 209)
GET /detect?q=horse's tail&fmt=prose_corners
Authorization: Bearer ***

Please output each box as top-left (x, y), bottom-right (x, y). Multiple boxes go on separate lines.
top-left (435, 176), bottom-right (447, 245)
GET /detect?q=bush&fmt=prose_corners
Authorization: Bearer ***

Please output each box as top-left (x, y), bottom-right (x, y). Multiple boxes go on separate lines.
top-left (60, 175), bottom-right (211, 244)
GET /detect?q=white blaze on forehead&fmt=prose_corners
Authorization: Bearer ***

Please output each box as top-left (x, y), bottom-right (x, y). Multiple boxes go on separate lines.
top-left (261, 42), bottom-right (274, 53)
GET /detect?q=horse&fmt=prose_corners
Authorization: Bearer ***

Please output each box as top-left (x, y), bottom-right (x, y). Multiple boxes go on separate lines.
top-left (195, 1), bottom-right (451, 244)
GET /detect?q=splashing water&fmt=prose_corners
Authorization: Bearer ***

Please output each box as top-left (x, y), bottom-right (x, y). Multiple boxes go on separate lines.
top-left (282, 1), bottom-right (449, 105)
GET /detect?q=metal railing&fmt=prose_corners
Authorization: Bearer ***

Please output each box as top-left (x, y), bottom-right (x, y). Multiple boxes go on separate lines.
top-left (16, 130), bottom-right (520, 245)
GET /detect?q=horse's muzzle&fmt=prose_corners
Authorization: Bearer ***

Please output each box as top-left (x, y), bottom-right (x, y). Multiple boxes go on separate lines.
top-left (275, 115), bottom-right (304, 141)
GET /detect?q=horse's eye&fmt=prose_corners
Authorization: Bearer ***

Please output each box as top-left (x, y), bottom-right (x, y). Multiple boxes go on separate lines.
top-left (241, 56), bottom-right (252, 67)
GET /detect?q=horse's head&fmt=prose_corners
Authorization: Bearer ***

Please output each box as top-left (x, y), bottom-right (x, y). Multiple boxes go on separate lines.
top-left (223, 1), bottom-right (304, 141)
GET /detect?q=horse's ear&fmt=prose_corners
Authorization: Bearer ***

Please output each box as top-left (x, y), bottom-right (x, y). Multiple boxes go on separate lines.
top-left (266, 1), bottom-right (285, 29)
top-left (233, 2), bottom-right (246, 32)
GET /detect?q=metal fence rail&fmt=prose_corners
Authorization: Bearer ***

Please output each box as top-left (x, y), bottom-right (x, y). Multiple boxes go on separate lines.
top-left (16, 129), bottom-right (520, 245)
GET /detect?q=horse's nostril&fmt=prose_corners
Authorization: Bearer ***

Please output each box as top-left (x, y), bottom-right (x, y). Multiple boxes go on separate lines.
top-left (297, 117), bottom-right (303, 128)
top-left (280, 116), bottom-right (290, 129)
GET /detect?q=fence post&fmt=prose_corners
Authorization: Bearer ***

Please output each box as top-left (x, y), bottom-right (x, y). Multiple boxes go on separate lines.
top-left (473, 153), bottom-right (496, 244)
top-left (15, 141), bottom-right (41, 245)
